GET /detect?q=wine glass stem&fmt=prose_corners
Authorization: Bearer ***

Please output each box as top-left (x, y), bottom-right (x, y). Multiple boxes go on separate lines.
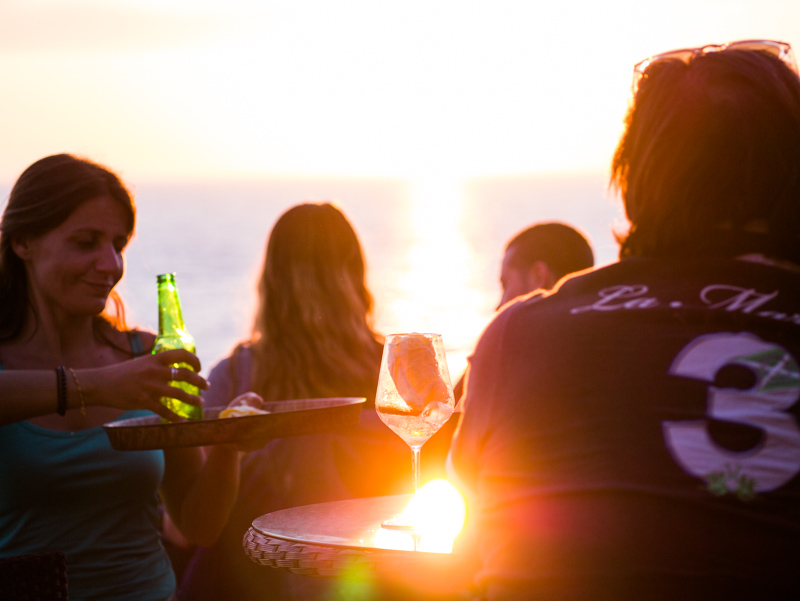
top-left (411, 445), bottom-right (421, 495)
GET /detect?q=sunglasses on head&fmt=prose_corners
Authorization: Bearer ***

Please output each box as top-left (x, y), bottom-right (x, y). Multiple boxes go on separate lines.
top-left (632, 39), bottom-right (798, 94)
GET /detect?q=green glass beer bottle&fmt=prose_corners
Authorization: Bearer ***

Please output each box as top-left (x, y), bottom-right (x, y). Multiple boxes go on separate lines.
top-left (152, 273), bottom-right (203, 420)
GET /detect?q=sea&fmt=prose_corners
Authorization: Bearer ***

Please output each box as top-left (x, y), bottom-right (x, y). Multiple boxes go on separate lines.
top-left (1, 171), bottom-right (626, 378)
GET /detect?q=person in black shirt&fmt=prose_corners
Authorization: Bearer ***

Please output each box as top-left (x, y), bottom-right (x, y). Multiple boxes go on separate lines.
top-left (453, 222), bottom-right (594, 403)
top-left (449, 40), bottom-right (800, 601)
top-left (497, 222), bottom-right (594, 310)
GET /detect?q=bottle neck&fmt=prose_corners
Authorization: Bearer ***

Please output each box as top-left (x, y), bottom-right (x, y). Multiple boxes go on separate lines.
top-left (157, 282), bottom-right (186, 337)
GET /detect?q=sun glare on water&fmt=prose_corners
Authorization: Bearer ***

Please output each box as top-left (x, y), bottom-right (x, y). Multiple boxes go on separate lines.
top-left (382, 175), bottom-right (489, 377)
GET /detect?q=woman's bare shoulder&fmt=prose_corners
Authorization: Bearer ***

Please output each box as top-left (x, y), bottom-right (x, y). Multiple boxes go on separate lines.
top-left (100, 322), bottom-right (156, 355)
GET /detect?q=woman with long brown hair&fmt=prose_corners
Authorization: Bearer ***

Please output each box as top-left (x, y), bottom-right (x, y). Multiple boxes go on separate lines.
top-left (225, 202), bottom-right (383, 405)
top-left (0, 154), bottom-right (255, 601)
top-left (178, 202), bottom-right (453, 600)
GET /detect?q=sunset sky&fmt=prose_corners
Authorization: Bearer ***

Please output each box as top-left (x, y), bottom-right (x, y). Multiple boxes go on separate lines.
top-left (3, 0), bottom-right (800, 375)
top-left (3, 0), bottom-right (800, 185)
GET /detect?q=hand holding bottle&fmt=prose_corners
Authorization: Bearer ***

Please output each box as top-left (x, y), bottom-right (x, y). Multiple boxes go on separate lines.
top-left (66, 349), bottom-right (207, 422)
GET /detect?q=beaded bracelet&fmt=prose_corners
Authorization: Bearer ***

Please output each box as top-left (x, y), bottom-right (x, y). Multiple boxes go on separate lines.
top-left (55, 366), bottom-right (68, 416)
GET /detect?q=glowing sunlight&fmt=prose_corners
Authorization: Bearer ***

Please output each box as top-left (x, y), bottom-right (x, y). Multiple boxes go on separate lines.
top-left (380, 176), bottom-right (487, 376)
top-left (372, 479), bottom-right (467, 553)
top-left (4, 0), bottom-right (800, 374)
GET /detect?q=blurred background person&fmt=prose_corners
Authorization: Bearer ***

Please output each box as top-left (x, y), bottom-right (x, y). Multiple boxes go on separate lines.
top-left (449, 40), bottom-right (800, 600)
top-left (454, 221), bottom-right (594, 402)
top-left (0, 153), bottom-right (251, 601)
top-left (497, 221), bottom-right (594, 309)
top-left (178, 202), bottom-right (455, 600)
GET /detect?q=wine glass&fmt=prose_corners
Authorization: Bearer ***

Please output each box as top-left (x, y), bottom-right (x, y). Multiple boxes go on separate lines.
top-left (376, 333), bottom-right (456, 530)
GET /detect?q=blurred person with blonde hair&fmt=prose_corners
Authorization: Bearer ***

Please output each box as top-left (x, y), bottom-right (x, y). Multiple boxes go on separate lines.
top-left (230, 202), bottom-right (384, 404)
top-left (179, 202), bottom-right (453, 600)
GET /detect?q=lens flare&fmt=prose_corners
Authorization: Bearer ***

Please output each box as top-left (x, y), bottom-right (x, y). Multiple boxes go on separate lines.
top-left (373, 479), bottom-right (467, 553)
top-left (409, 479), bottom-right (467, 546)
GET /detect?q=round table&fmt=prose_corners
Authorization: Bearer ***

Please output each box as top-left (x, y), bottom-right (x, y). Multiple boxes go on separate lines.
top-left (242, 495), bottom-right (475, 597)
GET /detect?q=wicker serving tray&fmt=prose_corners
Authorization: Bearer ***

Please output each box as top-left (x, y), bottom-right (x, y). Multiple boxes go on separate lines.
top-left (103, 397), bottom-right (365, 450)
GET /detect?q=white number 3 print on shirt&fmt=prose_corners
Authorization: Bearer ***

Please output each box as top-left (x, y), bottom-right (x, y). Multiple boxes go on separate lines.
top-left (663, 332), bottom-right (800, 500)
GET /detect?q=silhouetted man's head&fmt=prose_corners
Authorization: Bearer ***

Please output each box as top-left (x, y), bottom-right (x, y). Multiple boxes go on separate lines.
top-left (498, 222), bottom-right (594, 308)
